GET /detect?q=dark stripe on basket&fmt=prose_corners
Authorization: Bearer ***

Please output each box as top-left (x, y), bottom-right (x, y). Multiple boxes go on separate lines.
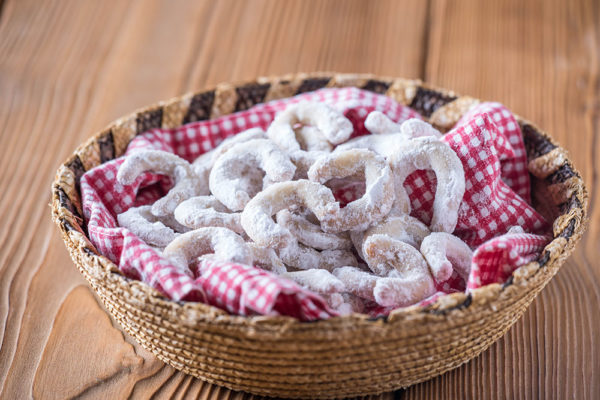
top-left (558, 218), bottom-right (576, 240)
top-left (546, 163), bottom-right (576, 185)
top-left (559, 194), bottom-right (582, 214)
top-left (234, 83), bottom-right (271, 112)
top-left (502, 275), bottom-right (514, 289)
top-left (409, 87), bottom-right (457, 117)
top-left (97, 130), bottom-right (115, 163)
top-left (432, 294), bottom-right (472, 315)
top-left (362, 79), bottom-right (391, 94)
top-left (537, 250), bottom-right (551, 267)
top-left (367, 315), bottom-right (389, 323)
top-left (295, 77), bottom-right (332, 94)
top-left (136, 108), bottom-right (163, 134)
top-left (82, 246), bottom-right (98, 256)
top-left (62, 217), bottom-right (87, 236)
top-left (56, 186), bottom-right (82, 220)
top-left (522, 123), bottom-right (556, 159)
top-left (183, 91), bottom-right (215, 124)
top-left (66, 155), bottom-right (86, 187)
top-left (61, 218), bottom-right (77, 233)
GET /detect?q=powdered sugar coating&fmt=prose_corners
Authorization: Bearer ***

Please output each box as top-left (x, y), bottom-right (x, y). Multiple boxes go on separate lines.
top-left (340, 114), bottom-right (442, 159)
top-left (276, 209), bottom-right (351, 250)
top-left (267, 101), bottom-right (354, 149)
top-left (163, 227), bottom-right (252, 273)
top-left (289, 149), bottom-right (329, 180)
top-left (333, 262), bottom-right (436, 308)
top-left (240, 180), bottom-right (339, 248)
top-left (332, 266), bottom-right (378, 301)
top-left (362, 234), bottom-right (430, 277)
top-left (117, 205), bottom-right (180, 248)
top-left (191, 149), bottom-right (213, 192)
top-left (364, 235), bottom-right (436, 308)
top-left (353, 214), bottom-right (430, 260)
top-left (267, 102), bottom-right (352, 179)
top-left (388, 137), bottom-right (465, 232)
top-left (365, 112), bottom-right (442, 139)
top-left (278, 241), bottom-right (358, 271)
top-left (399, 118), bottom-right (443, 139)
top-left (326, 292), bottom-right (345, 310)
top-left (337, 293), bottom-right (366, 314)
top-left (350, 230), bottom-right (367, 259)
top-left (288, 126), bottom-right (333, 179)
top-left (174, 195), bottom-right (243, 234)
top-left (117, 150), bottom-right (206, 216)
top-left (295, 126), bottom-right (334, 152)
top-left (373, 272), bottom-right (436, 308)
top-left (191, 128), bottom-right (266, 180)
top-left (209, 139), bottom-right (296, 211)
top-left (282, 269), bottom-right (346, 295)
top-left (248, 243), bottom-right (287, 275)
top-left (308, 149), bottom-right (394, 232)
top-left (334, 133), bottom-right (411, 159)
top-left (366, 214), bottom-right (430, 249)
top-left (364, 111), bottom-right (403, 135)
top-left (210, 127), bottom-right (266, 162)
top-left (420, 232), bottom-right (473, 283)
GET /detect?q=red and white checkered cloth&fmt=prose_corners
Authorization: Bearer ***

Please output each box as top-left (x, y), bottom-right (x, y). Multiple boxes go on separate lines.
top-left (81, 88), bottom-right (550, 320)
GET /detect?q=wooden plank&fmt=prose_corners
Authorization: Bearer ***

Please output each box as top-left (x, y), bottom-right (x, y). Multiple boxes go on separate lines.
top-left (0, 0), bottom-right (428, 399)
top-left (403, 0), bottom-right (600, 399)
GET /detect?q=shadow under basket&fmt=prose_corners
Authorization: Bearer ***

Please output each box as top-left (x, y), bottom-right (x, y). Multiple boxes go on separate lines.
top-left (51, 73), bottom-right (588, 399)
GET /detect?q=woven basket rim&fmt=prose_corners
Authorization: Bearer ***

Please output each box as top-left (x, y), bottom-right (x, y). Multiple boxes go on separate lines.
top-left (51, 72), bottom-right (589, 327)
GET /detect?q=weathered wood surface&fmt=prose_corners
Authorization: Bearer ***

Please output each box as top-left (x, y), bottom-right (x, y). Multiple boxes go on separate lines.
top-left (0, 0), bottom-right (598, 398)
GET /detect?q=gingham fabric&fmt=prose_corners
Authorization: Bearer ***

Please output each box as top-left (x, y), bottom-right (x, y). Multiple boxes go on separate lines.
top-left (81, 88), bottom-right (550, 320)
top-left (458, 102), bottom-right (531, 203)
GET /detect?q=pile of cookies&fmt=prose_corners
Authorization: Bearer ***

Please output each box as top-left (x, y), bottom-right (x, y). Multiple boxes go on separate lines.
top-left (116, 102), bottom-right (474, 314)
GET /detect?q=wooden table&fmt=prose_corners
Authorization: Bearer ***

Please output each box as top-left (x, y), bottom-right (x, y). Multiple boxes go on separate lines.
top-left (0, 0), bottom-right (598, 398)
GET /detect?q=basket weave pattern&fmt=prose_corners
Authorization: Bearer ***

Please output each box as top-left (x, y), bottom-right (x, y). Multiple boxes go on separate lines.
top-left (51, 73), bottom-right (587, 398)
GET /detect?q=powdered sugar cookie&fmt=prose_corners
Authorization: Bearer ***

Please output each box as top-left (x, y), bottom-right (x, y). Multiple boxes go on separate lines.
top-left (332, 266), bottom-right (378, 301)
top-left (117, 150), bottom-right (207, 216)
top-left (276, 209), bottom-right (351, 250)
top-left (267, 102), bottom-right (354, 149)
top-left (174, 195), bottom-right (243, 234)
top-left (365, 214), bottom-right (430, 249)
top-left (373, 271), bottom-right (436, 308)
top-left (163, 227), bottom-right (252, 273)
top-left (240, 180), bottom-right (339, 249)
top-left (333, 133), bottom-right (410, 158)
top-left (388, 137), bottom-right (465, 232)
top-left (278, 241), bottom-right (358, 271)
top-left (282, 269), bottom-right (346, 295)
top-left (209, 138), bottom-right (296, 211)
top-left (267, 102), bottom-right (352, 179)
top-left (420, 232), bottom-right (473, 282)
top-left (117, 205), bottom-right (180, 248)
top-left (362, 234), bottom-right (429, 277)
top-left (365, 112), bottom-right (442, 139)
top-left (308, 149), bottom-right (394, 232)
top-left (352, 214), bottom-right (430, 260)
top-left (336, 113), bottom-right (442, 158)
top-left (295, 126), bottom-right (334, 152)
top-left (248, 243), bottom-right (287, 275)
top-left (288, 149), bottom-right (329, 180)
top-left (192, 127), bottom-right (266, 172)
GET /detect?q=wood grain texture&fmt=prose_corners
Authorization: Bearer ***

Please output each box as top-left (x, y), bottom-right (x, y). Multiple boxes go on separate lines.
top-left (0, 0), bottom-right (597, 399)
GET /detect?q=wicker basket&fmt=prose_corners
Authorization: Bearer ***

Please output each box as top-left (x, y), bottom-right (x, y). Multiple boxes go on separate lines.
top-left (51, 73), bottom-right (588, 399)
